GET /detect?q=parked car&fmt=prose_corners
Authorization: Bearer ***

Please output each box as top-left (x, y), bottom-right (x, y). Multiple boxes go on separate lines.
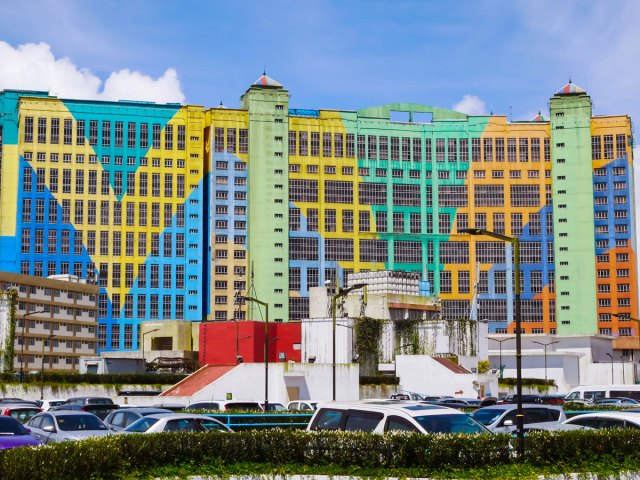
top-left (286, 401), bottom-right (319, 411)
top-left (564, 412), bottom-right (640, 430)
top-left (61, 397), bottom-right (115, 406)
top-left (103, 407), bottom-right (173, 431)
top-left (469, 404), bottom-right (566, 433)
top-left (151, 402), bottom-right (186, 412)
top-left (0, 403), bottom-right (42, 423)
top-left (421, 398), bottom-right (481, 409)
top-left (122, 413), bottom-right (232, 434)
top-left (593, 397), bottom-right (640, 406)
top-left (0, 416), bottom-right (43, 450)
top-left (499, 394), bottom-right (545, 404)
top-left (261, 402), bottom-right (286, 411)
top-left (26, 411), bottom-right (111, 443)
top-left (307, 401), bottom-right (490, 434)
top-left (49, 403), bottom-right (119, 420)
top-left (184, 400), bottom-right (262, 411)
top-left (37, 399), bottom-right (66, 411)
top-left (390, 392), bottom-right (425, 401)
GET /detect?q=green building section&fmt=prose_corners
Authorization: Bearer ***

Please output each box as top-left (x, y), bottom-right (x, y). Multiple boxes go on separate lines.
top-left (341, 104), bottom-right (489, 294)
top-left (241, 80), bottom-right (290, 322)
top-left (549, 89), bottom-right (598, 334)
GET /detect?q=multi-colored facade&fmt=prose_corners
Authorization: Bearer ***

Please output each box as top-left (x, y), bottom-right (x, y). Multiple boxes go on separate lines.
top-left (0, 90), bottom-right (206, 352)
top-left (0, 77), bottom-right (636, 353)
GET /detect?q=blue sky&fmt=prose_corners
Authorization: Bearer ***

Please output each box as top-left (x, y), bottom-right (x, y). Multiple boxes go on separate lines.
top-left (0, 0), bottom-right (639, 123)
top-left (1, 0), bottom-right (640, 291)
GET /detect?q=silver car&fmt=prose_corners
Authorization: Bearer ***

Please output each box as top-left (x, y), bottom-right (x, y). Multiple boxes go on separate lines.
top-left (26, 411), bottom-right (111, 443)
top-left (122, 413), bottom-right (233, 434)
top-left (469, 404), bottom-right (566, 433)
top-left (103, 407), bottom-right (173, 432)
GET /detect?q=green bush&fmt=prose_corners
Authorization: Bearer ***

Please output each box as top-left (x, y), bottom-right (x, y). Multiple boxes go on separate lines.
top-left (0, 430), bottom-right (512, 480)
top-left (499, 377), bottom-right (555, 387)
top-left (359, 375), bottom-right (399, 385)
top-left (0, 372), bottom-right (185, 385)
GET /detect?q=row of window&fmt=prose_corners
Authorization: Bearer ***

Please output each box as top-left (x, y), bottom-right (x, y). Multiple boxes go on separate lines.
top-left (22, 198), bottom-right (186, 228)
top-left (591, 135), bottom-right (628, 160)
top-left (98, 293), bottom-right (187, 320)
top-left (23, 167), bottom-right (189, 198)
top-left (287, 131), bottom-right (551, 163)
top-left (24, 152), bottom-right (191, 168)
top-left (23, 117), bottom-right (189, 150)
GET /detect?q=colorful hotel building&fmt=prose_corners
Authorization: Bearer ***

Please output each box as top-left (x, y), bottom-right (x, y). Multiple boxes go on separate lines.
top-left (0, 77), bottom-right (636, 352)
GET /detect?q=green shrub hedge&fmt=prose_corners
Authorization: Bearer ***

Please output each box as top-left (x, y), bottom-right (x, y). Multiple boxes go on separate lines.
top-left (499, 377), bottom-right (555, 387)
top-left (359, 375), bottom-right (400, 385)
top-left (0, 372), bottom-right (185, 385)
top-left (2, 429), bottom-right (640, 480)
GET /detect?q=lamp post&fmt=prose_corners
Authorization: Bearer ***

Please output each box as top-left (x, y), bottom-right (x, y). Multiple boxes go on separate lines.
top-left (611, 313), bottom-right (639, 383)
top-left (461, 228), bottom-right (524, 460)
top-left (531, 340), bottom-right (560, 383)
top-left (40, 334), bottom-right (55, 399)
top-left (141, 328), bottom-right (160, 371)
top-left (489, 337), bottom-right (515, 378)
top-left (606, 353), bottom-right (614, 383)
top-left (332, 283), bottom-right (367, 401)
top-left (20, 309), bottom-right (46, 382)
top-left (239, 295), bottom-right (269, 410)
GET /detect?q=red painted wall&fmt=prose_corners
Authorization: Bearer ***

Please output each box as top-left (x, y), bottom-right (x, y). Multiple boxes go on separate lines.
top-left (199, 321), bottom-right (301, 365)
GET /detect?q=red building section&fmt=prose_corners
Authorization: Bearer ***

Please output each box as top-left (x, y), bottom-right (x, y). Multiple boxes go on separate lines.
top-left (199, 320), bottom-right (302, 365)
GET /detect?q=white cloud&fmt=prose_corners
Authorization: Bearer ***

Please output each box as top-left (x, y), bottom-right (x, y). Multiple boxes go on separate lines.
top-left (0, 41), bottom-right (184, 104)
top-left (452, 95), bottom-right (487, 115)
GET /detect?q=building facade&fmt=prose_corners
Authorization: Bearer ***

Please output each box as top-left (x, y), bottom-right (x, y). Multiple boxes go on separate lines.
top-left (0, 77), bottom-right (636, 353)
top-left (0, 91), bottom-right (206, 352)
top-left (0, 272), bottom-right (99, 372)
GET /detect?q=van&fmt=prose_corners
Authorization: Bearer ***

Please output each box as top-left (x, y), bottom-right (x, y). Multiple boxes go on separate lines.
top-left (565, 385), bottom-right (640, 403)
top-left (307, 401), bottom-right (490, 434)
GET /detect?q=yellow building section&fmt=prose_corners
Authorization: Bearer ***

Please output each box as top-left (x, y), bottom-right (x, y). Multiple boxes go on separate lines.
top-left (0, 143), bottom-right (19, 237)
top-left (16, 97), bottom-right (204, 302)
top-left (442, 118), bottom-right (553, 325)
top-left (206, 108), bottom-right (249, 320)
top-left (288, 111), bottom-right (385, 273)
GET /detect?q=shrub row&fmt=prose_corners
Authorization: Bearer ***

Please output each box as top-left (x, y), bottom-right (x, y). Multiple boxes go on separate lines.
top-left (359, 375), bottom-right (400, 385)
top-left (0, 372), bottom-right (185, 385)
top-left (499, 377), bottom-right (555, 386)
top-left (2, 428), bottom-right (640, 480)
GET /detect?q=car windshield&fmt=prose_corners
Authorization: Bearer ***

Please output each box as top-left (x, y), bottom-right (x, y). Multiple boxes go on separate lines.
top-left (414, 414), bottom-right (487, 434)
top-left (125, 417), bottom-right (160, 433)
top-left (56, 415), bottom-right (107, 431)
top-left (0, 417), bottom-right (29, 435)
top-left (470, 408), bottom-right (508, 425)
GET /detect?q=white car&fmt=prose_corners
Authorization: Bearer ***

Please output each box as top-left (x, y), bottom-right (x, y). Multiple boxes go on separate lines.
top-left (287, 401), bottom-right (319, 411)
top-left (122, 413), bottom-right (233, 434)
top-left (563, 411), bottom-right (640, 430)
top-left (469, 405), bottom-right (566, 433)
top-left (307, 401), bottom-right (489, 434)
top-left (38, 399), bottom-right (66, 411)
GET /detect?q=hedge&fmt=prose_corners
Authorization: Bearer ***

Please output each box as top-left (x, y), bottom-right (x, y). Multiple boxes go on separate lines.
top-left (0, 372), bottom-right (186, 385)
top-left (498, 377), bottom-right (555, 387)
top-left (359, 375), bottom-right (400, 385)
top-left (1, 428), bottom-right (640, 480)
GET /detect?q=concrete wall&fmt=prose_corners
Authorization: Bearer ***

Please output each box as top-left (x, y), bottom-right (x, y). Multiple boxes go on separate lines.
top-left (0, 384), bottom-right (172, 403)
top-left (395, 355), bottom-right (478, 397)
top-left (159, 363), bottom-right (359, 405)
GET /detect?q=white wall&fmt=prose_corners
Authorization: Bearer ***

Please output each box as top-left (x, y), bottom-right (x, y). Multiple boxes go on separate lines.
top-left (395, 355), bottom-right (477, 397)
top-left (160, 363), bottom-right (359, 404)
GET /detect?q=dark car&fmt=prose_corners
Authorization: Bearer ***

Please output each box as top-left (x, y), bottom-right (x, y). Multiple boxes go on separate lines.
top-left (500, 394), bottom-right (544, 404)
top-left (103, 407), bottom-right (173, 431)
top-left (0, 416), bottom-right (42, 450)
top-left (62, 397), bottom-right (115, 406)
top-left (50, 403), bottom-right (119, 420)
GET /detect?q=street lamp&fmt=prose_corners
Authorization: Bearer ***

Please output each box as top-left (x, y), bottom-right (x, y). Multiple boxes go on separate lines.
top-left (20, 309), bottom-right (46, 382)
top-left (239, 295), bottom-right (269, 410)
top-left (40, 334), bottom-right (55, 399)
top-left (610, 314), bottom-right (638, 384)
top-left (606, 353), bottom-right (614, 383)
top-left (489, 337), bottom-right (515, 378)
top-left (332, 283), bottom-right (367, 401)
top-left (141, 328), bottom-right (160, 370)
top-left (531, 340), bottom-right (560, 383)
top-left (461, 228), bottom-right (524, 459)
